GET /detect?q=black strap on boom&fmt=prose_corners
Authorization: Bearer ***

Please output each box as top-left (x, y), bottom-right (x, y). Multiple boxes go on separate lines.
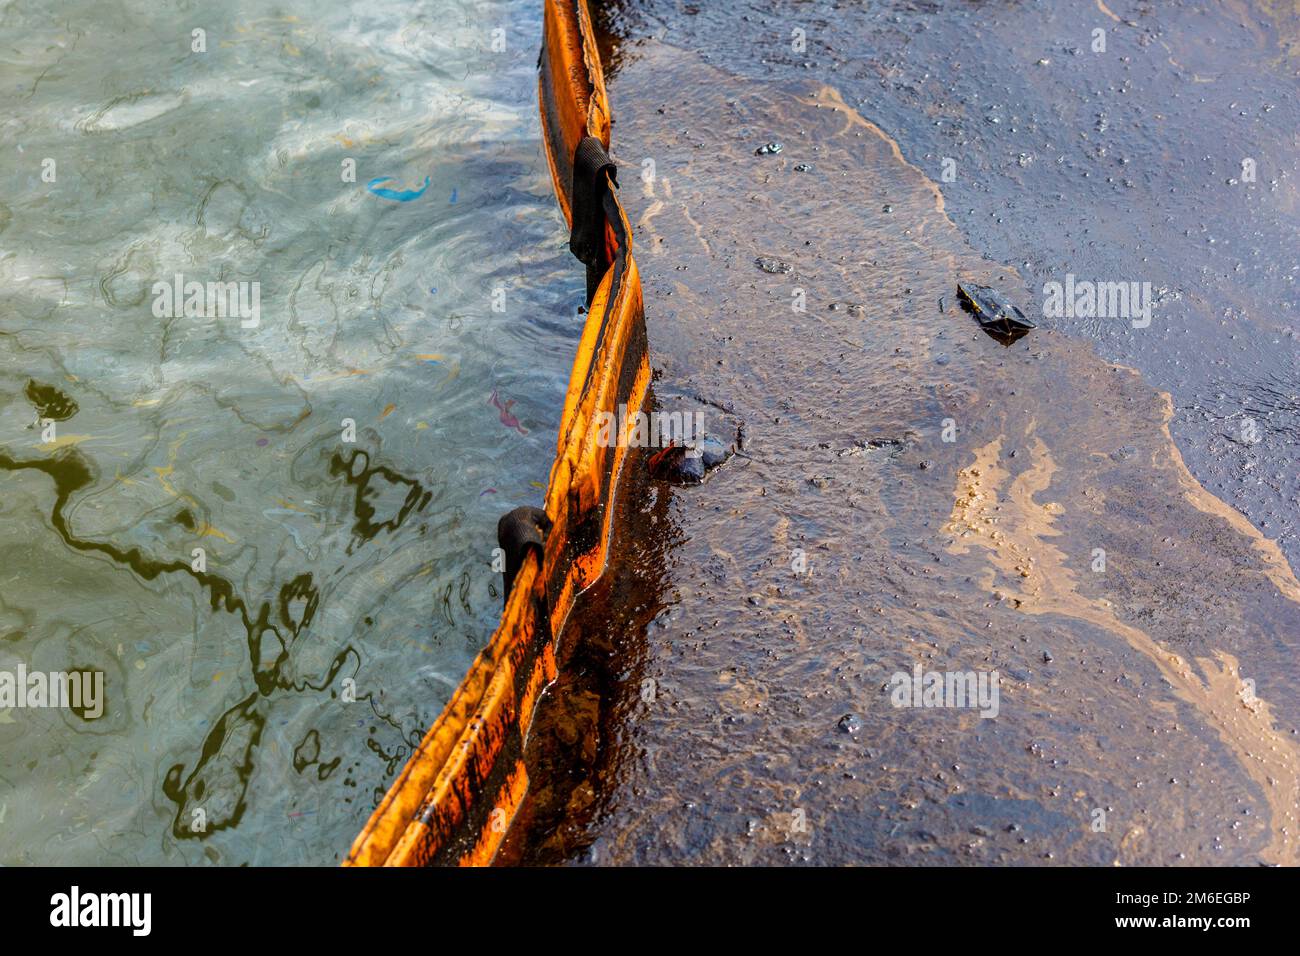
top-left (570, 136), bottom-right (618, 304)
top-left (497, 506), bottom-right (552, 606)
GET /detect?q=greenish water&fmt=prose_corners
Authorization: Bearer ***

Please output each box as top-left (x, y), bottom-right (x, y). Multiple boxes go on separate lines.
top-left (0, 0), bottom-right (577, 864)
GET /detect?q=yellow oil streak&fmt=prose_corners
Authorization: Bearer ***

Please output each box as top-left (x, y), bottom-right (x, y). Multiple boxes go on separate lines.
top-left (945, 435), bottom-right (1300, 864)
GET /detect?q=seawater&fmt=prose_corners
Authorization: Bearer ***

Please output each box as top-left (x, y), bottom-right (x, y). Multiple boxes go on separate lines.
top-left (0, 0), bottom-right (577, 864)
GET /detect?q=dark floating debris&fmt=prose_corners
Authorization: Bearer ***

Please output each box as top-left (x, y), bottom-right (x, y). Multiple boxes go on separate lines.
top-left (956, 282), bottom-right (1036, 345)
top-left (838, 713), bottom-right (863, 734)
top-left (755, 256), bottom-right (794, 275)
top-left (755, 141), bottom-right (783, 155)
top-left (837, 434), bottom-right (916, 458)
top-left (793, 162), bottom-right (813, 172)
top-left (648, 435), bottom-right (733, 485)
top-left (828, 302), bottom-right (866, 316)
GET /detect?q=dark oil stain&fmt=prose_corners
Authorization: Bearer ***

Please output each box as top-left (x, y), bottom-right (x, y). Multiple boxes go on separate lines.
top-left (502, 27), bottom-right (1300, 866)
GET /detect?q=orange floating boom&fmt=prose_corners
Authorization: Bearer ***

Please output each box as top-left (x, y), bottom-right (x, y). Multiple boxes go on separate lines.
top-left (344, 0), bottom-right (648, 867)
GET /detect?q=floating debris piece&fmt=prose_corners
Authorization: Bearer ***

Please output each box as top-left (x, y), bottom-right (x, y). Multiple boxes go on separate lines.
top-left (698, 436), bottom-right (732, 468)
top-left (956, 282), bottom-right (1036, 344)
top-left (755, 141), bottom-right (783, 155)
top-left (862, 437), bottom-right (906, 450)
top-left (793, 162), bottom-right (813, 172)
top-left (837, 435), bottom-right (912, 457)
top-left (755, 256), bottom-right (794, 275)
top-left (648, 435), bottom-right (733, 485)
top-left (838, 713), bottom-right (863, 734)
top-left (654, 444), bottom-right (704, 483)
top-left (366, 176), bottom-right (431, 202)
top-left (489, 389), bottom-right (528, 435)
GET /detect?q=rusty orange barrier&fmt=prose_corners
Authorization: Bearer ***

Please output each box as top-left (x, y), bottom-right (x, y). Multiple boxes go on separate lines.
top-left (344, 0), bottom-right (648, 867)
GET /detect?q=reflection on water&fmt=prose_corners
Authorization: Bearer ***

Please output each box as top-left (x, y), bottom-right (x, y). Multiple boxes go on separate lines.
top-left (0, 0), bottom-right (577, 863)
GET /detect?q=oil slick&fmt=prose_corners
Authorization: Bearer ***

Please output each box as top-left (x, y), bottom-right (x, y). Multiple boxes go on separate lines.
top-left (505, 36), bottom-right (1300, 866)
top-left (945, 433), bottom-right (1300, 866)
